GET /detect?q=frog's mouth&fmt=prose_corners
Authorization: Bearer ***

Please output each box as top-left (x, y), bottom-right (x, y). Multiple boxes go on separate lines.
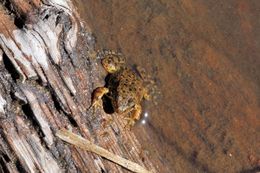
top-left (103, 63), bottom-right (117, 73)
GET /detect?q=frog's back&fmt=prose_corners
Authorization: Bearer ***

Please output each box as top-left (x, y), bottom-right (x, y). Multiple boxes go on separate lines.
top-left (109, 67), bottom-right (144, 113)
top-left (118, 67), bottom-right (144, 100)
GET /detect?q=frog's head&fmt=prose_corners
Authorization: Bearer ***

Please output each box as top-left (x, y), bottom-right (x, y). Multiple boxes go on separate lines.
top-left (101, 53), bottom-right (125, 73)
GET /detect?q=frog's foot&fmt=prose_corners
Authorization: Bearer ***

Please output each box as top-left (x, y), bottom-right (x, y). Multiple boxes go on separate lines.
top-left (87, 87), bottom-right (109, 112)
top-left (124, 104), bottom-right (142, 130)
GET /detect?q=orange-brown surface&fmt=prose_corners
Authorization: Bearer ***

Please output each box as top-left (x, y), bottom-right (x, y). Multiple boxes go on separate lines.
top-left (75, 0), bottom-right (260, 172)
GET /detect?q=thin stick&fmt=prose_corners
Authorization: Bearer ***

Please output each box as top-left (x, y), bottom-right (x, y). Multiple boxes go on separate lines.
top-left (56, 129), bottom-right (152, 173)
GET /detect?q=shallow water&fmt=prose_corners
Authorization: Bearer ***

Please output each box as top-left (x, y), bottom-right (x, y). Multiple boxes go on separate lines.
top-left (75, 0), bottom-right (260, 172)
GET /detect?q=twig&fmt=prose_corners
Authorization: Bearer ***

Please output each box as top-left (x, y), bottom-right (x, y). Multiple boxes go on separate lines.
top-left (56, 129), bottom-right (152, 173)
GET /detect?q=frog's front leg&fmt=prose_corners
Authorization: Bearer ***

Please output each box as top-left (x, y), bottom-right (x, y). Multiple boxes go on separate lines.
top-left (124, 104), bottom-right (142, 128)
top-left (88, 87), bottom-right (109, 111)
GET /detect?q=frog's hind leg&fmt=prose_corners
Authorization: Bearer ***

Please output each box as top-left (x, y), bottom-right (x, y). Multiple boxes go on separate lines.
top-left (131, 104), bottom-right (142, 121)
top-left (124, 104), bottom-right (142, 129)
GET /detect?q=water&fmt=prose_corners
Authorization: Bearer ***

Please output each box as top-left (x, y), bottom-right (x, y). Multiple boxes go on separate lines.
top-left (76, 0), bottom-right (260, 172)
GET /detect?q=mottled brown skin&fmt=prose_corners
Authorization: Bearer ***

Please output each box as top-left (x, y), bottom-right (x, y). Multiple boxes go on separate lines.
top-left (91, 51), bottom-right (149, 127)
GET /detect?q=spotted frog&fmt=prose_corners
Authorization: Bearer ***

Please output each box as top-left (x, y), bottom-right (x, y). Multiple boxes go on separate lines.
top-left (90, 51), bottom-right (149, 127)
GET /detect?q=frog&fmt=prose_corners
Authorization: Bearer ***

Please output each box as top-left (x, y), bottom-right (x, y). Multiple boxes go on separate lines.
top-left (90, 50), bottom-right (150, 127)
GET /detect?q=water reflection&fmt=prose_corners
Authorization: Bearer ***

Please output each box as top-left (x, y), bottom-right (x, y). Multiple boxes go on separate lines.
top-left (140, 111), bottom-right (149, 125)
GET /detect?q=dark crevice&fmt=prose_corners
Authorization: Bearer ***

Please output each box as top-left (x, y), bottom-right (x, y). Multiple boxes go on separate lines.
top-left (0, 156), bottom-right (9, 173)
top-left (50, 92), bottom-right (63, 113)
top-left (14, 15), bottom-right (26, 29)
top-left (102, 95), bottom-right (114, 114)
top-left (100, 168), bottom-right (107, 173)
top-left (43, 14), bottom-right (50, 20)
top-left (102, 74), bottom-right (118, 114)
top-left (21, 104), bottom-right (44, 138)
top-left (66, 114), bottom-right (78, 127)
top-left (1, 0), bottom-right (13, 13)
top-left (2, 0), bottom-right (26, 29)
top-left (22, 104), bottom-right (38, 127)
top-left (2, 153), bottom-right (10, 162)
top-left (50, 91), bottom-right (78, 127)
top-left (2, 53), bottom-right (20, 80)
top-left (15, 160), bottom-right (26, 173)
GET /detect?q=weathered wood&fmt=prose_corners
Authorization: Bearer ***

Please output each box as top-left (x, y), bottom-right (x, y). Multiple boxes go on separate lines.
top-left (0, 0), bottom-right (156, 172)
top-left (56, 130), bottom-right (152, 173)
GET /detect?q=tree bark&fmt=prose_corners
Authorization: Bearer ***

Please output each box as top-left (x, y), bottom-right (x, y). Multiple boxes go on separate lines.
top-left (0, 0), bottom-right (156, 172)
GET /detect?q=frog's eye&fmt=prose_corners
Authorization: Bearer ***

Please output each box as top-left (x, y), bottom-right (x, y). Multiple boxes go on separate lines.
top-left (102, 58), bottom-right (117, 73)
